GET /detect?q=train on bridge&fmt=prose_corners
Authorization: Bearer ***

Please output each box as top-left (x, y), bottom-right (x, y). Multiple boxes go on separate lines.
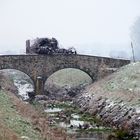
top-left (26, 37), bottom-right (77, 55)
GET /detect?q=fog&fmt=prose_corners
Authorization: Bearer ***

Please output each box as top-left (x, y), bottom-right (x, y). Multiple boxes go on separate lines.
top-left (0, 0), bottom-right (140, 59)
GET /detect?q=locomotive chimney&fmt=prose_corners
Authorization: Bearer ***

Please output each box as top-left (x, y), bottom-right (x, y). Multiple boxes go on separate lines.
top-left (26, 40), bottom-right (30, 54)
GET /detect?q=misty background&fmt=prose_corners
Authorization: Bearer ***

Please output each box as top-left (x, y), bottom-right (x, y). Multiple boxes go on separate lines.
top-left (0, 0), bottom-right (140, 60)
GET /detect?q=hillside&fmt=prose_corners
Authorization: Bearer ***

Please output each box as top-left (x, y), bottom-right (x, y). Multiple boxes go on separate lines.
top-left (85, 62), bottom-right (140, 108)
top-left (75, 62), bottom-right (140, 136)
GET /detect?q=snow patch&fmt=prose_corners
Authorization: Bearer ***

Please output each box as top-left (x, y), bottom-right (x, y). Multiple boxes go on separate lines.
top-left (14, 80), bottom-right (33, 100)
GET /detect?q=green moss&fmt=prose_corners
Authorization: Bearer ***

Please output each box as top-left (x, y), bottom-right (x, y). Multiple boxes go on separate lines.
top-left (79, 113), bottom-right (101, 124)
top-left (76, 127), bottom-right (112, 133)
top-left (51, 102), bottom-right (71, 109)
top-left (114, 130), bottom-right (137, 140)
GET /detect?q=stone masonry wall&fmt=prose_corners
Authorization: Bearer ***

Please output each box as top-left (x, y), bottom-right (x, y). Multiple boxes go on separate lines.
top-left (0, 54), bottom-right (130, 94)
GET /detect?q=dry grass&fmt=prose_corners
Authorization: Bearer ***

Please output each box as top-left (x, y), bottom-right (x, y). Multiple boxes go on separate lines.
top-left (6, 91), bottom-right (73, 140)
top-left (0, 121), bottom-right (20, 140)
top-left (0, 71), bottom-right (18, 93)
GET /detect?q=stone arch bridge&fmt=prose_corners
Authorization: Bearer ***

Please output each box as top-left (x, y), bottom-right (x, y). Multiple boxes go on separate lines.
top-left (0, 55), bottom-right (130, 94)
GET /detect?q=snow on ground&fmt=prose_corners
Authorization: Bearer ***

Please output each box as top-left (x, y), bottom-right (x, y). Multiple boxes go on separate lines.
top-left (14, 80), bottom-right (33, 100)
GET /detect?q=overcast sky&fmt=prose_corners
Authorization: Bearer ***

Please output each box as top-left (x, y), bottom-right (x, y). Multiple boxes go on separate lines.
top-left (0, 0), bottom-right (140, 57)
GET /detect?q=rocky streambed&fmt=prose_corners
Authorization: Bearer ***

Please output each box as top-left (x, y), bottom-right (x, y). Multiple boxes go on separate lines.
top-left (42, 101), bottom-right (113, 140)
top-left (12, 77), bottom-right (140, 140)
top-left (12, 79), bottom-right (115, 140)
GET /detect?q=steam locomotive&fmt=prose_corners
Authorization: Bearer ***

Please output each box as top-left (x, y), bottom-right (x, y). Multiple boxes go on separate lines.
top-left (26, 37), bottom-right (77, 55)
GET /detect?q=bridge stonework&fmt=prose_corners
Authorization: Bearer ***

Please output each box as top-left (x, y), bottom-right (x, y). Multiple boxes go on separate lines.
top-left (0, 55), bottom-right (130, 94)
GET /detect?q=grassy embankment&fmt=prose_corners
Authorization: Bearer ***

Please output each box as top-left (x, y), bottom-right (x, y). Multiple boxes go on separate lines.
top-left (85, 62), bottom-right (140, 107)
top-left (0, 90), bottom-right (42, 140)
top-left (0, 70), bottom-right (73, 140)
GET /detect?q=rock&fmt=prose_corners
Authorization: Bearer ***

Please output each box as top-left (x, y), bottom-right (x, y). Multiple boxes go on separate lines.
top-left (35, 95), bottom-right (48, 102)
top-left (21, 136), bottom-right (30, 140)
top-left (44, 84), bottom-right (84, 101)
top-left (74, 92), bottom-right (140, 136)
top-left (37, 100), bottom-right (48, 107)
top-left (83, 123), bottom-right (90, 129)
top-left (27, 91), bottom-right (35, 101)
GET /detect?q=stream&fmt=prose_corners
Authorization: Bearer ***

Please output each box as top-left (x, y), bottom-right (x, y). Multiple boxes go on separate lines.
top-left (13, 79), bottom-right (137, 140)
top-left (44, 102), bottom-right (113, 140)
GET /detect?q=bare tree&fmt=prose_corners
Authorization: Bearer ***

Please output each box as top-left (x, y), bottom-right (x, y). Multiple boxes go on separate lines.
top-left (131, 42), bottom-right (135, 62)
top-left (130, 17), bottom-right (140, 60)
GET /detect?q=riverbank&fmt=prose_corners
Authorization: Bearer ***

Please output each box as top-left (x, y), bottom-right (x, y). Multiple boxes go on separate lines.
top-left (74, 62), bottom-right (140, 138)
top-left (0, 71), bottom-right (72, 140)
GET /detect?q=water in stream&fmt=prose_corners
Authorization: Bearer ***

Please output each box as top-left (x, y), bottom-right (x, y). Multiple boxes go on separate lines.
top-left (13, 78), bottom-right (136, 140)
top-left (44, 103), bottom-right (114, 140)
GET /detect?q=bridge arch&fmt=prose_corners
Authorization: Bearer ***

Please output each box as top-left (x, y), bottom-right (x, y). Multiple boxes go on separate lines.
top-left (44, 68), bottom-right (93, 96)
top-left (0, 69), bottom-right (35, 99)
top-left (44, 68), bottom-right (93, 85)
top-left (42, 66), bottom-right (97, 84)
top-left (0, 62), bottom-right (36, 85)
top-left (0, 68), bottom-right (35, 86)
